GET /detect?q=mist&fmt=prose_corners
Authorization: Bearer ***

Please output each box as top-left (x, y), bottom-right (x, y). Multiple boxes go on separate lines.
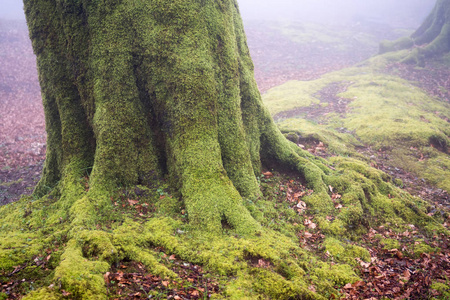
top-left (0, 1), bottom-right (438, 26)
top-left (0, 0), bottom-right (24, 20)
top-left (238, 0), bottom-right (435, 28)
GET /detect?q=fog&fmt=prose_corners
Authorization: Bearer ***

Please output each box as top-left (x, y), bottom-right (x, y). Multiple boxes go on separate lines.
top-left (1, 0), bottom-right (24, 20)
top-left (238, 0), bottom-right (436, 28)
top-left (1, 0), bottom-right (437, 27)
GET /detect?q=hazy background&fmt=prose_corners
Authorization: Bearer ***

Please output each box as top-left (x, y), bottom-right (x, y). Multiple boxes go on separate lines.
top-left (1, 0), bottom-right (437, 27)
top-left (238, 0), bottom-right (436, 28)
top-left (1, 0), bottom-right (24, 20)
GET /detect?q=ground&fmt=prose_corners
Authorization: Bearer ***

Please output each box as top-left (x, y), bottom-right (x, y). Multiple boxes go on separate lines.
top-left (1, 18), bottom-right (449, 299)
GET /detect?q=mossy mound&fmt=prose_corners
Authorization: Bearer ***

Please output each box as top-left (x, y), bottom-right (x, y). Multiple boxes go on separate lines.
top-left (264, 51), bottom-right (450, 192)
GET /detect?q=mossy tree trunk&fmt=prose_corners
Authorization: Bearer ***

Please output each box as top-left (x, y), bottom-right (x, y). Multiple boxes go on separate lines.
top-left (380, 0), bottom-right (450, 63)
top-left (24, 0), bottom-right (328, 233)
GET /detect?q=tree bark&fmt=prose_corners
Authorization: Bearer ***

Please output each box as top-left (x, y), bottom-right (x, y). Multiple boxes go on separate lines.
top-left (24, 0), bottom-right (329, 233)
top-left (379, 0), bottom-right (450, 63)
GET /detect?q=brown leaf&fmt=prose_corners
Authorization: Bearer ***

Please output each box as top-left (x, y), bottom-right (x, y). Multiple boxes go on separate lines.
top-left (127, 199), bottom-right (139, 206)
top-left (104, 272), bottom-right (110, 284)
top-left (162, 281), bottom-right (169, 287)
top-left (304, 219), bottom-right (317, 229)
top-left (294, 191), bottom-right (306, 199)
top-left (263, 171), bottom-right (273, 178)
top-left (400, 269), bottom-right (411, 282)
top-left (343, 283), bottom-right (353, 289)
top-left (169, 254), bottom-right (176, 260)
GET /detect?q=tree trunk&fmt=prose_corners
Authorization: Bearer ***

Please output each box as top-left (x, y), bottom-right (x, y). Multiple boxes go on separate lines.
top-left (24, 0), bottom-right (328, 233)
top-left (379, 0), bottom-right (450, 63)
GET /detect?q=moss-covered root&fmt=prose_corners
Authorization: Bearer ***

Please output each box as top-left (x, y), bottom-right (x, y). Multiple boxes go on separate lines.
top-left (260, 111), bottom-right (334, 215)
top-left (55, 239), bottom-right (110, 299)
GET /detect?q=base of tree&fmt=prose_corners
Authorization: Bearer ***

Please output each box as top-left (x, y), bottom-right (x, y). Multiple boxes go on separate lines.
top-left (379, 0), bottom-right (450, 65)
top-left (1, 150), bottom-right (446, 299)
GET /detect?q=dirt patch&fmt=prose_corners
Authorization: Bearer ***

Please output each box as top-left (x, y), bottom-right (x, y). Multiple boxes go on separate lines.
top-left (386, 62), bottom-right (450, 104)
top-left (273, 81), bottom-right (354, 122)
top-left (245, 21), bottom-right (387, 93)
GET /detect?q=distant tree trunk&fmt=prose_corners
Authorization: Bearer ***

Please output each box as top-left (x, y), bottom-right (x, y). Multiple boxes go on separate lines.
top-left (379, 0), bottom-right (450, 63)
top-left (24, 0), bottom-right (329, 233)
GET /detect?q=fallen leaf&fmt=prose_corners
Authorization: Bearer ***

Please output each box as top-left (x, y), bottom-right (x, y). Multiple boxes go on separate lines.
top-left (343, 283), bottom-right (353, 289)
top-left (304, 219), bottom-right (317, 229)
top-left (127, 199), bottom-right (139, 206)
top-left (263, 171), bottom-right (273, 178)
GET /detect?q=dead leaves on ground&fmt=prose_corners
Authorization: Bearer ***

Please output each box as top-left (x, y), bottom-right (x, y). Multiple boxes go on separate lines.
top-left (106, 257), bottom-right (219, 299)
top-left (341, 227), bottom-right (450, 300)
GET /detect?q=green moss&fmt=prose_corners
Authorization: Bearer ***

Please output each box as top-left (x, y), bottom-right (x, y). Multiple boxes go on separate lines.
top-left (413, 240), bottom-right (438, 258)
top-left (393, 178), bottom-right (403, 188)
top-left (54, 240), bottom-right (109, 299)
top-left (263, 52), bottom-right (450, 192)
top-left (314, 261), bottom-right (360, 286)
top-left (77, 230), bottom-right (118, 263)
top-left (430, 281), bottom-right (450, 298)
top-left (324, 237), bottom-right (370, 265)
top-left (263, 80), bottom-right (322, 115)
top-left (22, 288), bottom-right (60, 300)
top-left (250, 268), bottom-right (322, 300)
top-left (379, 36), bottom-right (414, 54)
top-left (380, 238), bottom-right (400, 250)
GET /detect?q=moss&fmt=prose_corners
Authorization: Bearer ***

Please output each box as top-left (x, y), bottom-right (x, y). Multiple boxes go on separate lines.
top-left (22, 288), bottom-right (61, 300)
top-left (379, 36), bottom-right (414, 54)
top-left (413, 240), bottom-right (438, 258)
top-left (393, 178), bottom-right (403, 188)
top-left (314, 261), bottom-right (360, 286)
top-left (324, 237), bottom-right (370, 265)
top-left (53, 239), bottom-right (109, 299)
top-left (430, 281), bottom-right (450, 298)
top-left (263, 52), bottom-right (450, 193)
top-left (77, 230), bottom-right (118, 263)
top-left (380, 0), bottom-right (450, 63)
top-left (380, 238), bottom-right (401, 250)
top-left (250, 268), bottom-right (322, 300)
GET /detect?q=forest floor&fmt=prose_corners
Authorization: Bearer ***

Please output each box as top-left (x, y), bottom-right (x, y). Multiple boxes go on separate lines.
top-left (1, 18), bottom-right (450, 299)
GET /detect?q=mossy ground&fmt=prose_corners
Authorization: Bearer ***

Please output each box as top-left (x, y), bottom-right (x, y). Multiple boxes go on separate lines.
top-left (264, 50), bottom-right (450, 193)
top-left (1, 165), bottom-right (448, 299)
